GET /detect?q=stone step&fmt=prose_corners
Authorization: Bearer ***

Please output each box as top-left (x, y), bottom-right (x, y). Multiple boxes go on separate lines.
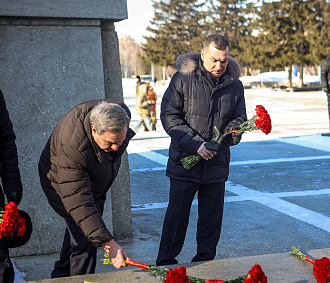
top-left (27, 248), bottom-right (330, 282)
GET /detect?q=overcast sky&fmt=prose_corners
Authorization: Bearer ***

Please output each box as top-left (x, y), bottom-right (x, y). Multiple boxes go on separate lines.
top-left (115, 0), bottom-right (154, 44)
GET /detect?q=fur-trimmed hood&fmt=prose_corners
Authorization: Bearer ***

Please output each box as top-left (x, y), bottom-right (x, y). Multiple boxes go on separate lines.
top-left (176, 52), bottom-right (241, 80)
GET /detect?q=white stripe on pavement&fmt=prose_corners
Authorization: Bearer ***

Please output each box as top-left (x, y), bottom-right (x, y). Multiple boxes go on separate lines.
top-left (278, 135), bottom-right (330, 152)
top-left (226, 182), bottom-right (330, 233)
top-left (230, 155), bottom-right (330, 165)
top-left (127, 142), bottom-right (168, 166)
top-left (129, 155), bottom-right (330, 172)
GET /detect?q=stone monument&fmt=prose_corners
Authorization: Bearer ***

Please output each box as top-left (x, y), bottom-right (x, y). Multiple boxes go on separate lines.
top-left (0, 0), bottom-right (132, 256)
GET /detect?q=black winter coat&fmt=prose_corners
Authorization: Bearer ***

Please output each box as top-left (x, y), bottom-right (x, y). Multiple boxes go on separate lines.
top-left (38, 99), bottom-right (135, 247)
top-left (321, 54), bottom-right (330, 93)
top-left (0, 89), bottom-right (23, 207)
top-left (161, 53), bottom-right (247, 183)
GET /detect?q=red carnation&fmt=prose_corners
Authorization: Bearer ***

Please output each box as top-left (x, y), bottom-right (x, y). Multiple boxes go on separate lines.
top-left (292, 246), bottom-right (330, 283)
top-left (17, 218), bottom-right (26, 237)
top-left (313, 257), bottom-right (330, 283)
top-left (164, 266), bottom-right (189, 283)
top-left (0, 201), bottom-right (26, 239)
top-left (254, 105), bottom-right (272, 135)
top-left (244, 264), bottom-right (267, 283)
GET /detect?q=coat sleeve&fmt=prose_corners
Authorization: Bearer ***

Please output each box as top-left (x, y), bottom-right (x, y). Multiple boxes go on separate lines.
top-left (160, 73), bottom-right (204, 154)
top-left (56, 144), bottom-right (113, 246)
top-left (0, 89), bottom-right (23, 195)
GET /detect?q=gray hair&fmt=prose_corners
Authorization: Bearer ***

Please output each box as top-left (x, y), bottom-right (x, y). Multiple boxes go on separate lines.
top-left (90, 101), bottom-right (130, 134)
top-left (203, 33), bottom-right (230, 51)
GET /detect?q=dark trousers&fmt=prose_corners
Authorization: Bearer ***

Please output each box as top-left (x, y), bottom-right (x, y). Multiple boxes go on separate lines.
top-left (327, 93), bottom-right (330, 129)
top-left (51, 219), bottom-right (97, 278)
top-left (0, 239), bottom-right (14, 283)
top-left (156, 179), bottom-right (225, 266)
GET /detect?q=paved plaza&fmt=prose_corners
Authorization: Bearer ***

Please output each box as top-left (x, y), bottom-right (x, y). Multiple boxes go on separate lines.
top-left (13, 83), bottom-right (330, 282)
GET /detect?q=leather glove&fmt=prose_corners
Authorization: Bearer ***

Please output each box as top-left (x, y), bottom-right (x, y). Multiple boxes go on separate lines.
top-left (224, 117), bottom-right (246, 146)
top-left (231, 132), bottom-right (242, 145)
top-left (6, 191), bottom-right (23, 205)
top-left (205, 132), bottom-right (233, 150)
top-left (205, 139), bottom-right (220, 151)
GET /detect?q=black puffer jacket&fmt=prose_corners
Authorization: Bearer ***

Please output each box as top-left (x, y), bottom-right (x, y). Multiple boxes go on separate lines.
top-left (38, 99), bottom-right (135, 247)
top-left (161, 53), bottom-right (247, 183)
top-left (321, 54), bottom-right (330, 93)
top-left (0, 89), bottom-right (23, 207)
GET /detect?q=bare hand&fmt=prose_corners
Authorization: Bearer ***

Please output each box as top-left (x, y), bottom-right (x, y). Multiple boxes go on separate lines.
top-left (101, 239), bottom-right (129, 269)
top-left (197, 142), bottom-right (217, 160)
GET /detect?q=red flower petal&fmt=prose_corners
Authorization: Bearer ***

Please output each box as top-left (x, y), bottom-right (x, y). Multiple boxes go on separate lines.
top-left (313, 257), bottom-right (330, 283)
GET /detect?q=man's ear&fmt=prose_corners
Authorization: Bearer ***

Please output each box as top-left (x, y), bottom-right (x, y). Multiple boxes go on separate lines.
top-left (201, 50), bottom-right (205, 62)
top-left (91, 125), bottom-right (97, 135)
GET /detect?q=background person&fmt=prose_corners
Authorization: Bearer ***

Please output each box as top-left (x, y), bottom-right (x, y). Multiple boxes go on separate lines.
top-left (38, 100), bottom-right (134, 278)
top-left (156, 34), bottom-right (247, 266)
top-left (133, 83), bottom-right (154, 132)
top-left (136, 75), bottom-right (142, 97)
top-left (146, 82), bottom-right (157, 131)
top-left (321, 53), bottom-right (330, 130)
top-left (0, 89), bottom-right (23, 283)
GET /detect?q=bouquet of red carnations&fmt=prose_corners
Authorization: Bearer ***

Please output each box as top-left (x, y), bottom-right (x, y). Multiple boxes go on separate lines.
top-left (181, 105), bottom-right (272, 169)
top-left (232, 105), bottom-right (271, 135)
top-left (101, 255), bottom-right (267, 283)
top-left (0, 201), bottom-right (26, 239)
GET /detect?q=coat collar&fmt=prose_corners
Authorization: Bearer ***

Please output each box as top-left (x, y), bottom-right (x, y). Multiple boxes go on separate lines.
top-left (176, 52), bottom-right (241, 81)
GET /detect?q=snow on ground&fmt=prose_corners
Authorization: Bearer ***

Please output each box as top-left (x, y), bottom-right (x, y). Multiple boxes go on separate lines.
top-left (240, 71), bottom-right (321, 83)
top-left (125, 70), bottom-right (321, 85)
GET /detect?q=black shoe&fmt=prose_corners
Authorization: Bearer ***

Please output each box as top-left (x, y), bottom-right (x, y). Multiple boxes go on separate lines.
top-left (156, 258), bottom-right (178, 266)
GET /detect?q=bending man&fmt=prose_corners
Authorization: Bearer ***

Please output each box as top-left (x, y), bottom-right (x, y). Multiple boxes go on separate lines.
top-left (38, 100), bottom-right (134, 277)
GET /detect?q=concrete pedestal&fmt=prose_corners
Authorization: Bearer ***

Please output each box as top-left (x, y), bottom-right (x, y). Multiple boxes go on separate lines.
top-left (0, 0), bottom-right (131, 256)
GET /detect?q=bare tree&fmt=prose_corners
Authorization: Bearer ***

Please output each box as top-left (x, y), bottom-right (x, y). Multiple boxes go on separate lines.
top-left (118, 36), bottom-right (150, 78)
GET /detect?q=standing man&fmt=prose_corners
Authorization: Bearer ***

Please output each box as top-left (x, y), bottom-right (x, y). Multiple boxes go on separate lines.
top-left (38, 100), bottom-right (135, 278)
top-left (156, 34), bottom-right (247, 266)
top-left (0, 89), bottom-right (23, 283)
top-left (321, 53), bottom-right (330, 130)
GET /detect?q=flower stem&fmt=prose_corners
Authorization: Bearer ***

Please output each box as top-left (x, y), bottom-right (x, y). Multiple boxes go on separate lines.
top-left (234, 116), bottom-right (258, 134)
top-left (126, 259), bottom-right (149, 270)
top-left (291, 246), bottom-right (306, 259)
top-left (291, 246), bottom-right (315, 264)
top-left (181, 154), bottom-right (202, 169)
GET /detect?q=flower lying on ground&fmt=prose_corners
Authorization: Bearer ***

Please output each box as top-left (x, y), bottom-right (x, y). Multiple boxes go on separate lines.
top-left (0, 201), bottom-right (26, 239)
top-left (181, 105), bottom-right (272, 169)
top-left (244, 264), bottom-right (267, 283)
top-left (291, 246), bottom-right (330, 283)
top-left (101, 254), bottom-right (267, 282)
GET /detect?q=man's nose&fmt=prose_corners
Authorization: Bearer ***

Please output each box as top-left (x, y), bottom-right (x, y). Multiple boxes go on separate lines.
top-left (111, 144), bottom-right (120, 151)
